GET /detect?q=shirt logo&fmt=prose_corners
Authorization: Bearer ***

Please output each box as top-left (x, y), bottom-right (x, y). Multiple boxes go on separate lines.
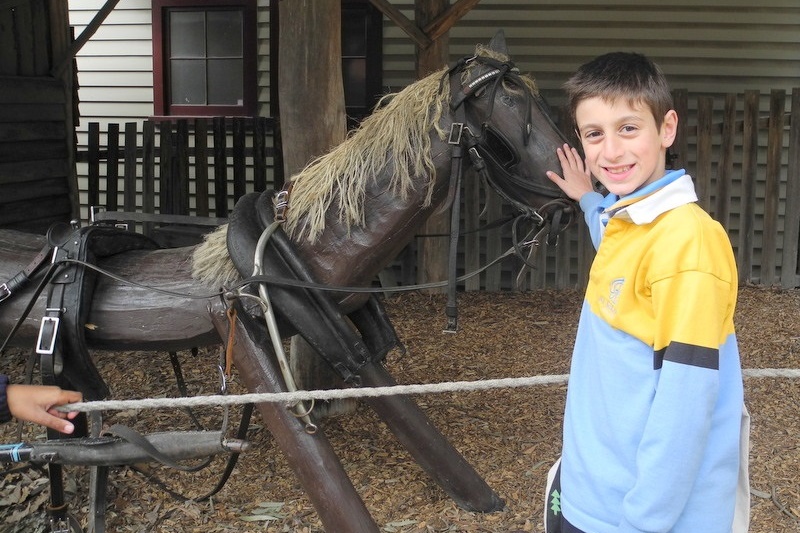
top-left (599, 278), bottom-right (624, 316)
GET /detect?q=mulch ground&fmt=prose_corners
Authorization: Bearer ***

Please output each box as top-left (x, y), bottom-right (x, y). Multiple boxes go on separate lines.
top-left (1, 286), bottom-right (798, 532)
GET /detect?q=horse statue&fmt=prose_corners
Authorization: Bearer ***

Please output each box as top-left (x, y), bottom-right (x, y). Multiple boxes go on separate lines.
top-left (0, 31), bottom-right (573, 532)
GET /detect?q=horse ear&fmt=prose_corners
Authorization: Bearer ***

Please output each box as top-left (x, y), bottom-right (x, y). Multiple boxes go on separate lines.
top-left (488, 29), bottom-right (509, 56)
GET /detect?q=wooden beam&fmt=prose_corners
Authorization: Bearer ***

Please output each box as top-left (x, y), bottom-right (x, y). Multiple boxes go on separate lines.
top-left (423, 0), bottom-right (481, 41)
top-left (368, 0), bottom-right (431, 49)
top-left (51, 0), bottom-right (121, 77)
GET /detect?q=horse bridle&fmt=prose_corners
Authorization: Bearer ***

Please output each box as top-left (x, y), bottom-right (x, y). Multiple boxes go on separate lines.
top-left (443, 54), bottom-right (576, 223)
top-left (438, 54), bottom-right (577, 331)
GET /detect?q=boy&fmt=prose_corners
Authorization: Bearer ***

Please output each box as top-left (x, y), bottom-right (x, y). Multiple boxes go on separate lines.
top-left (0, 375), bottom-right (82, 434)
top-left (544, 52), bottom-right (750, 532)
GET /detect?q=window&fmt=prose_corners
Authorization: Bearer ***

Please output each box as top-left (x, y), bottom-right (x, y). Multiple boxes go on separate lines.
top-left (341, 0), bottom-right (383, 129)
top-left (152, 0), bottom-right (257, 117)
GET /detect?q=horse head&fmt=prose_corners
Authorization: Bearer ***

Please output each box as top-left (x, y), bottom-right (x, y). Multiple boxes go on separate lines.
top-left (445, 30), bottom-right (576, 225)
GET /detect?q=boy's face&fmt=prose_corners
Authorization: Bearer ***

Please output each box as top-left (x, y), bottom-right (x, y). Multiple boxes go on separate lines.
top-left (574, 96), bottom-right (677, 197)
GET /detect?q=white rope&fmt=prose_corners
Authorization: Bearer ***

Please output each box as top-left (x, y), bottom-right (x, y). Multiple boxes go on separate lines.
top-left (58, 368), bottom-right (800, 414)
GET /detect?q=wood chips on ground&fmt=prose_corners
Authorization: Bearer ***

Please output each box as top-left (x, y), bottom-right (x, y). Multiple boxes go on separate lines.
top-left (1, 286), bottom-right (798, 532)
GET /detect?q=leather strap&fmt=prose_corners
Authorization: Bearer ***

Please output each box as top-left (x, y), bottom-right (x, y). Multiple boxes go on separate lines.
top-left (0, 243), bottom-right (50, 303)
top-left (0, 222), bottom-right (74, 304)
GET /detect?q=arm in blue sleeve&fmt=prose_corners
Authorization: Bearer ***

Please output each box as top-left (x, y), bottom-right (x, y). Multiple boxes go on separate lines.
top-left (579, 191), bottom-right (605, 250)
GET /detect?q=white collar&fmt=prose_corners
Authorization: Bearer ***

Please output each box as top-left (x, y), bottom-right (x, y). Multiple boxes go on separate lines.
top-left (611, 174), bottom-right (698, 225)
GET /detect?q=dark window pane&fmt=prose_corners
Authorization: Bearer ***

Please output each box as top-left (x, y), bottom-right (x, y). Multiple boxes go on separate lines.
top-left (208, 59), bottom-right (243, 105)
top-left (342, 58), bottom-right (366, 106)
top-left (342, 13), bottom-right (366, 56)
top-left (207, 11), bottom-right (243, 57)
top-left (171, 59), bottom-right (206, 104)
top-left (170, 11), bottom-right (205, 57)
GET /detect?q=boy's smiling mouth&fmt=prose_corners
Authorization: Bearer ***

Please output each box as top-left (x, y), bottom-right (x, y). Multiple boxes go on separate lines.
top-left (603, 164), bottom-right (635, 180)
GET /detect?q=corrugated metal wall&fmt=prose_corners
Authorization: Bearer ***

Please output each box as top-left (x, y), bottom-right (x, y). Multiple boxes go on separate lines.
top-left (383, 0), bottom-right (799, 100)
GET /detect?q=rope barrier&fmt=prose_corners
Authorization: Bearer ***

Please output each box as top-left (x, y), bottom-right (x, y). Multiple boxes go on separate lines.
top-left (58, 367), bottom-right (800, 414)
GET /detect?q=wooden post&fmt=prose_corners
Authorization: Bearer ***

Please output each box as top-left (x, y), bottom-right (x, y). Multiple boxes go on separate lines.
top-left (416, 0), bottom-right (450, 291)
top-left (358, 363), bottom-right (505, 512)
top-left (278, 0), bottom-right (346, 177)
top-left (210, 303), bottom-right (380, 533)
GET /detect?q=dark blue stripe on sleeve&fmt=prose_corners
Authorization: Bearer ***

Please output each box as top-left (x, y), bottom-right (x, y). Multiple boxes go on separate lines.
top-left (653, 341), bottom-right (719, 371)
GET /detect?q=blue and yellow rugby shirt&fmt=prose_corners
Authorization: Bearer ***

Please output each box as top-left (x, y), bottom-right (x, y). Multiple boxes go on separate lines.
top-left (560, 170), bottom-right (744, 533)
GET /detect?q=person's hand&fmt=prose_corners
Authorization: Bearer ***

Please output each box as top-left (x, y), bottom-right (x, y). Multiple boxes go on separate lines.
top-left (6, 384), bottom-right (83, 434)
top-left (546, 143), bottom-right (594, 202)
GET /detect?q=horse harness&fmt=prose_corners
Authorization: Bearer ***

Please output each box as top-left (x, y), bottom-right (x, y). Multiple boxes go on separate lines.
top-left (0, 222), bottom-right (250, 532)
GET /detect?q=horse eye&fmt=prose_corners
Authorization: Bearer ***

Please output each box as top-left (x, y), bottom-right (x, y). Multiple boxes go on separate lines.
top-left (483, 128), bottom-right (517, 167)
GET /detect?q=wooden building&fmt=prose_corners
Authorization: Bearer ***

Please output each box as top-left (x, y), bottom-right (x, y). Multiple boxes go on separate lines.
top-left (0, 0), bottom-right (78, 233)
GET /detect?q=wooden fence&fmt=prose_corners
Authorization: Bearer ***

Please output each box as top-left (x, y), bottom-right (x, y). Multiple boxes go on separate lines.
top-left (78, 116), bottom-right (282, 246)
top-left (671, 88), bottom-right (800, 289)
top-left (80, 87), bottom-right (799, 289)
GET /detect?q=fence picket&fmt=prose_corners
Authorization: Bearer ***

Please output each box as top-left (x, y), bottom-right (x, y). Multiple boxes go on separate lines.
top-left (123, 122), bottom-right (138, 213)
top-left (739, 91), bottom-right (759, 283)
top-left (194, 118), bottom-right (210, 217)
top-left (782, 88), bottom-right (800, 289)
top-left (696, 97), bottom-right (714, 213)
top-left (762, 90), bottom-right (786, 285)
top-left (213, 117), bottom-right (228, 217)
top-left (106, 122), bottom-right (120, 211)
top-left (716, 94), bottom-right (736, 230)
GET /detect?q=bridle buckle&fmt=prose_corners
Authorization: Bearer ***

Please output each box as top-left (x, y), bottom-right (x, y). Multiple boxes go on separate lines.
top-left (448, 122), bottom-right (464, 145)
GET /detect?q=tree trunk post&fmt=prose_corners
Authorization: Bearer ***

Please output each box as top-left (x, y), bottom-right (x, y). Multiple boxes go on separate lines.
top-left (278, 0), bottom-right (347, 177)
top-left (416, 0), bottom-right (450, 292)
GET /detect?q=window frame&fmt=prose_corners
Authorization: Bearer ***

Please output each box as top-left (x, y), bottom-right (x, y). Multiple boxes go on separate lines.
top-left (152, 0), bottom-right (257, 118)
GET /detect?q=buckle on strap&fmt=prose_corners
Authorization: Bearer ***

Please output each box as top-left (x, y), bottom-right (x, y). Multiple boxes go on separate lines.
top-left (273, 185), bottom-right (292, 223)
top-left (36, 315), bottom-right (60, 355)
top-left (448, 123), bottom-right (464, 145)
top-left (0, 283), bottom-right (10, 303)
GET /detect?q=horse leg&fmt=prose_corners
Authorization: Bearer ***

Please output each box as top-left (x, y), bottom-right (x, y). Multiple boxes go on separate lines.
top-left (209, 302), bottom-right (380, 533)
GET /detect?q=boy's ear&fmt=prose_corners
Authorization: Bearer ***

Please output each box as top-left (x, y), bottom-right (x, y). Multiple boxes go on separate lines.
top-left (661, 109), bottom-right (678, 147)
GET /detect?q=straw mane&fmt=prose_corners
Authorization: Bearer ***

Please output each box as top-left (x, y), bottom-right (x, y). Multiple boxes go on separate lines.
top-left (282, 68), bottom-right (449, 243)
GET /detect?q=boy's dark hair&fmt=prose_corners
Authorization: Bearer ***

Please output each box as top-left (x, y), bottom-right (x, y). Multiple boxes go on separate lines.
top-left (564, 52), bottom-right (674, 129)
